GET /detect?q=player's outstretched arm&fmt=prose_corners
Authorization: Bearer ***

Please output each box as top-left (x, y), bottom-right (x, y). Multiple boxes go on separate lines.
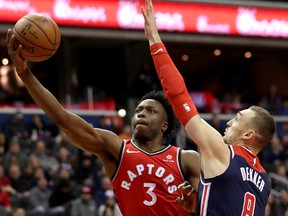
top-left (5, 29), bottom-right (122, 170)
top-left (142, 0), bottom-right (229, 174)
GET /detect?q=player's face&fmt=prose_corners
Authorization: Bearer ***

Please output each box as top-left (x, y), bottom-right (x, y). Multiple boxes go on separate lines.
top-left (223, 109), bottom-right (255, 145)
top-left (132, 99), bottom-right (168, 142)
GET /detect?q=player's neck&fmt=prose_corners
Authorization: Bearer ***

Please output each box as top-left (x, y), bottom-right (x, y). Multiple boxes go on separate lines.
top-left (132, 139), bottom-right (166, 153)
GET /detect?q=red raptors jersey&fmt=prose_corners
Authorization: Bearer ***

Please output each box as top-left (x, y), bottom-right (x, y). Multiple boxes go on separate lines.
top-left (112, 140), bottom-right (190, 216)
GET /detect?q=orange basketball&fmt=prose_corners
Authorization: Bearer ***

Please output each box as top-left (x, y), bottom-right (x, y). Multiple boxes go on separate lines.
top-left (12, 13), bottom-right (61, 62)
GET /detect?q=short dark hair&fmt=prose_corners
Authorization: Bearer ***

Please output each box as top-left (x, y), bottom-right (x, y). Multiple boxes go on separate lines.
top-left (138, 90), bottom-right (178, 142)
top-left (249, 105), bottom-right (276, 146)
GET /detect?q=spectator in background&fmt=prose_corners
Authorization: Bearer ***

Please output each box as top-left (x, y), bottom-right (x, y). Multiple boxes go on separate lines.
top-left (97, 116), bottom-right (113, 131)
top-left (265, 193), bottom-right (278, 216)
top-left (97, 189), bottom-right (121, 216)
top-left (221, 90), bottom-right (244, 114)
top-left (0, 185), bottom-right (12, 215)
top-left (103, 206), bottom-right (114, 216)
top-left (175, 125), bottom-right (197, 151)
top-left (94, 175), bottom-right (114, 207)
top-left (209, 113), bottom-right (225, 135)
top-left (25, 155), bottom-right (41, 176)
top-left (70, 185), bottom-right (97, 216)
top-left (0, 163), bottom-right (13, 193)
top-left (74, 155), bottom-right (96, 185)
top-left (7, 164), bottom-right (31, 209)
top-left (261, 136), bottom-right (286, 172)
top-left (130, 68), bottom-right (156, 99)
top-left (277, 122), bottom-right (288, 155)
top-left (118, 124), bottom-right (132, 140)
top-left (3, 111), bottom-right (29, 143)
top-left (285, 208), bottom-right (288, 216)
top-left (0, 132), bottom-right (7, 162)
top-left (210, 98), bottom-right (221, 115)
top-left (284, 159), bottom-right (288, 176)
top-left (110, 116), bottom-right (123, 136)
top-left (49, 179), bottom-right (75, 216)
top-left (28, 114), bottom-right (53, 143)
top-left (275, 163), bottom-right (288, 178)
top-left (261, 83), bottom-right (282, 115)
top-left (52, 168), bottom-right (79, 199)
top-left (76, 151), bottom-right (104, 190)
top-left (277, 98), bottom-right (288, 116)
top-left (55, 146), bottom-right (76, 176)
top-left (53, 130), bottom-right (79, 164)
top-left (26, 164), bottom-right (51, 189)
top-left (30, 139), bottom-right (59, 177)
top-left (33, 166), bottom-right (51, 187)
top-left (278, 190), bottom-right (288, 216)
top-left (12, 208), bottom-right (26, 216)
top-left (3, 139), bottom-right (29, 172)
top-left (29, 176), bottom-right (51, 216)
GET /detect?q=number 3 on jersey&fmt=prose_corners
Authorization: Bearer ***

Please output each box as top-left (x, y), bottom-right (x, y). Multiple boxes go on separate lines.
top-left (143, 183), bottom-right (157, 206)
top-left (241, 192), bottom-right (256, 216)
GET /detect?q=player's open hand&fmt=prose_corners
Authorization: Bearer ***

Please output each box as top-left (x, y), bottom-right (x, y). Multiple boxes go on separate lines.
top-left (141, 0), bottom-right (161, 45)
top-left (176, 181), bottom-right (197, 213)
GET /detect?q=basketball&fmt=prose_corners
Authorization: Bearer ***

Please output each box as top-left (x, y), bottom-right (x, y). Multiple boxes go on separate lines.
top-left (12, 13), bottom-right (61, 62)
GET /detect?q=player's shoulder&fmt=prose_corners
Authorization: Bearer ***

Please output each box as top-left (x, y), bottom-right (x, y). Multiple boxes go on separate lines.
top-left (181, 148), bottom-right (199, 155)
top-left (181, 149), bottom-right (200, 161)
top-left (180, 149), bottom-right (201, 176)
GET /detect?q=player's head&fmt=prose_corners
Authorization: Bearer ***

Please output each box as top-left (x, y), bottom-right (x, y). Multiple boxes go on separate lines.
top-left (223, 105), bottom-right (275, 150)
top-left (132, 90), bottom-right (177, 142)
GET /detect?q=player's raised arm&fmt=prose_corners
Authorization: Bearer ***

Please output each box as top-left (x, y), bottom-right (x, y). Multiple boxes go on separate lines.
top-left (6, 29), bottom-right (122, 178)
top-left (141, 0), bottom-right (229, 176)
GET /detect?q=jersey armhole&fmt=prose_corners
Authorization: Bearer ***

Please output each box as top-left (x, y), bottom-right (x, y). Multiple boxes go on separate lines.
top-left (111, 139), bottom-right (125, 181)
top-left (178, 148), bottom-right (188, 181)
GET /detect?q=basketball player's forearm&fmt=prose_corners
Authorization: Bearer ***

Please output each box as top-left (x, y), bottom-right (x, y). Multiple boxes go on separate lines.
top-left (150, 43), bottom-right (198, 126)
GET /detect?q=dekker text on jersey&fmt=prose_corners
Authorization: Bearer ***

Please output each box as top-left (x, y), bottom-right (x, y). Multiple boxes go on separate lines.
top-left (240, 167), bottom-right (265, 192)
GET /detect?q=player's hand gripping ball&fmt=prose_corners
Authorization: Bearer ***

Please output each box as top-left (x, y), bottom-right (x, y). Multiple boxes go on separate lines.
top-left (12, 13), bottom-right (61, 62)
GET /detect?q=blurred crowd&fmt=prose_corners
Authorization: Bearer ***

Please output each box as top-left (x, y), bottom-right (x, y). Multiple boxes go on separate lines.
top-left (0, 113), bottom-right (128, 216)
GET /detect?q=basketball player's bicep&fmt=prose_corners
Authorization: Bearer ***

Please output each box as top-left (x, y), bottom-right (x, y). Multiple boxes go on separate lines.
top-left (182, 150), bottom-right (201, 190)
top-left (92, 128), bottom-right (123, 158)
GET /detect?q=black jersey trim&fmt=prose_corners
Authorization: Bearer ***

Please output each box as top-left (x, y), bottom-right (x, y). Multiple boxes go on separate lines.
top-left (130, 139), bottom-right (171, 155)
top-left (178, 148), bottom-right (187, 180)
top-left (111, 139), bottom-right (125, 181)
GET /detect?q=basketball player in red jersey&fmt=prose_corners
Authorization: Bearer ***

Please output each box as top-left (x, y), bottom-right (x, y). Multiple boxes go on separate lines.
top-left (142, 0), bottom-right (276, 215)
top-left (6, 29), bottom-right (200, 215)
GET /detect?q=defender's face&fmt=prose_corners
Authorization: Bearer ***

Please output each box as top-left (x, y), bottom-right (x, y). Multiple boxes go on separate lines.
top-left (223, 108), bottom-right (255, 145)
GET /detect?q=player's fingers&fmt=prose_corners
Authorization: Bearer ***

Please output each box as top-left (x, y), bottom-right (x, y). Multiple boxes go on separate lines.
top-left (148, 0), bottom-right (154, 13)
top-left (5, 29), bottom-right (12, 47)
top-left (141, 6), bottom-right (145, 16)
top-left (178, 181), bottom-right (190, 189)
top-left (187, 187), bottom-right (197, 196)
top-left (15, 43), bottom-right (22, 56)
top-left (176, 196), bottom-right (184, 206)
top-left (179, 186), bottom-right (192, 196)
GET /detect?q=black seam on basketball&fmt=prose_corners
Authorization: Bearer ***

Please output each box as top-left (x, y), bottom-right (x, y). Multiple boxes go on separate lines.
top-left (13, 26), bottom-right (56, 52)
top-left (13, 27), bottom-right (54, 62)
top-left (22, 16), bottom-right (58, 48)
top-left (46, 17), bottom-right (60, 51)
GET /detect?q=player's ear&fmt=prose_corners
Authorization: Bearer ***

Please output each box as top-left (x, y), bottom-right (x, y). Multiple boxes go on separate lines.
top-left (162, 122), bottom-right (168, 132)
top-left (243, 130), bottom-right (255, 139)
